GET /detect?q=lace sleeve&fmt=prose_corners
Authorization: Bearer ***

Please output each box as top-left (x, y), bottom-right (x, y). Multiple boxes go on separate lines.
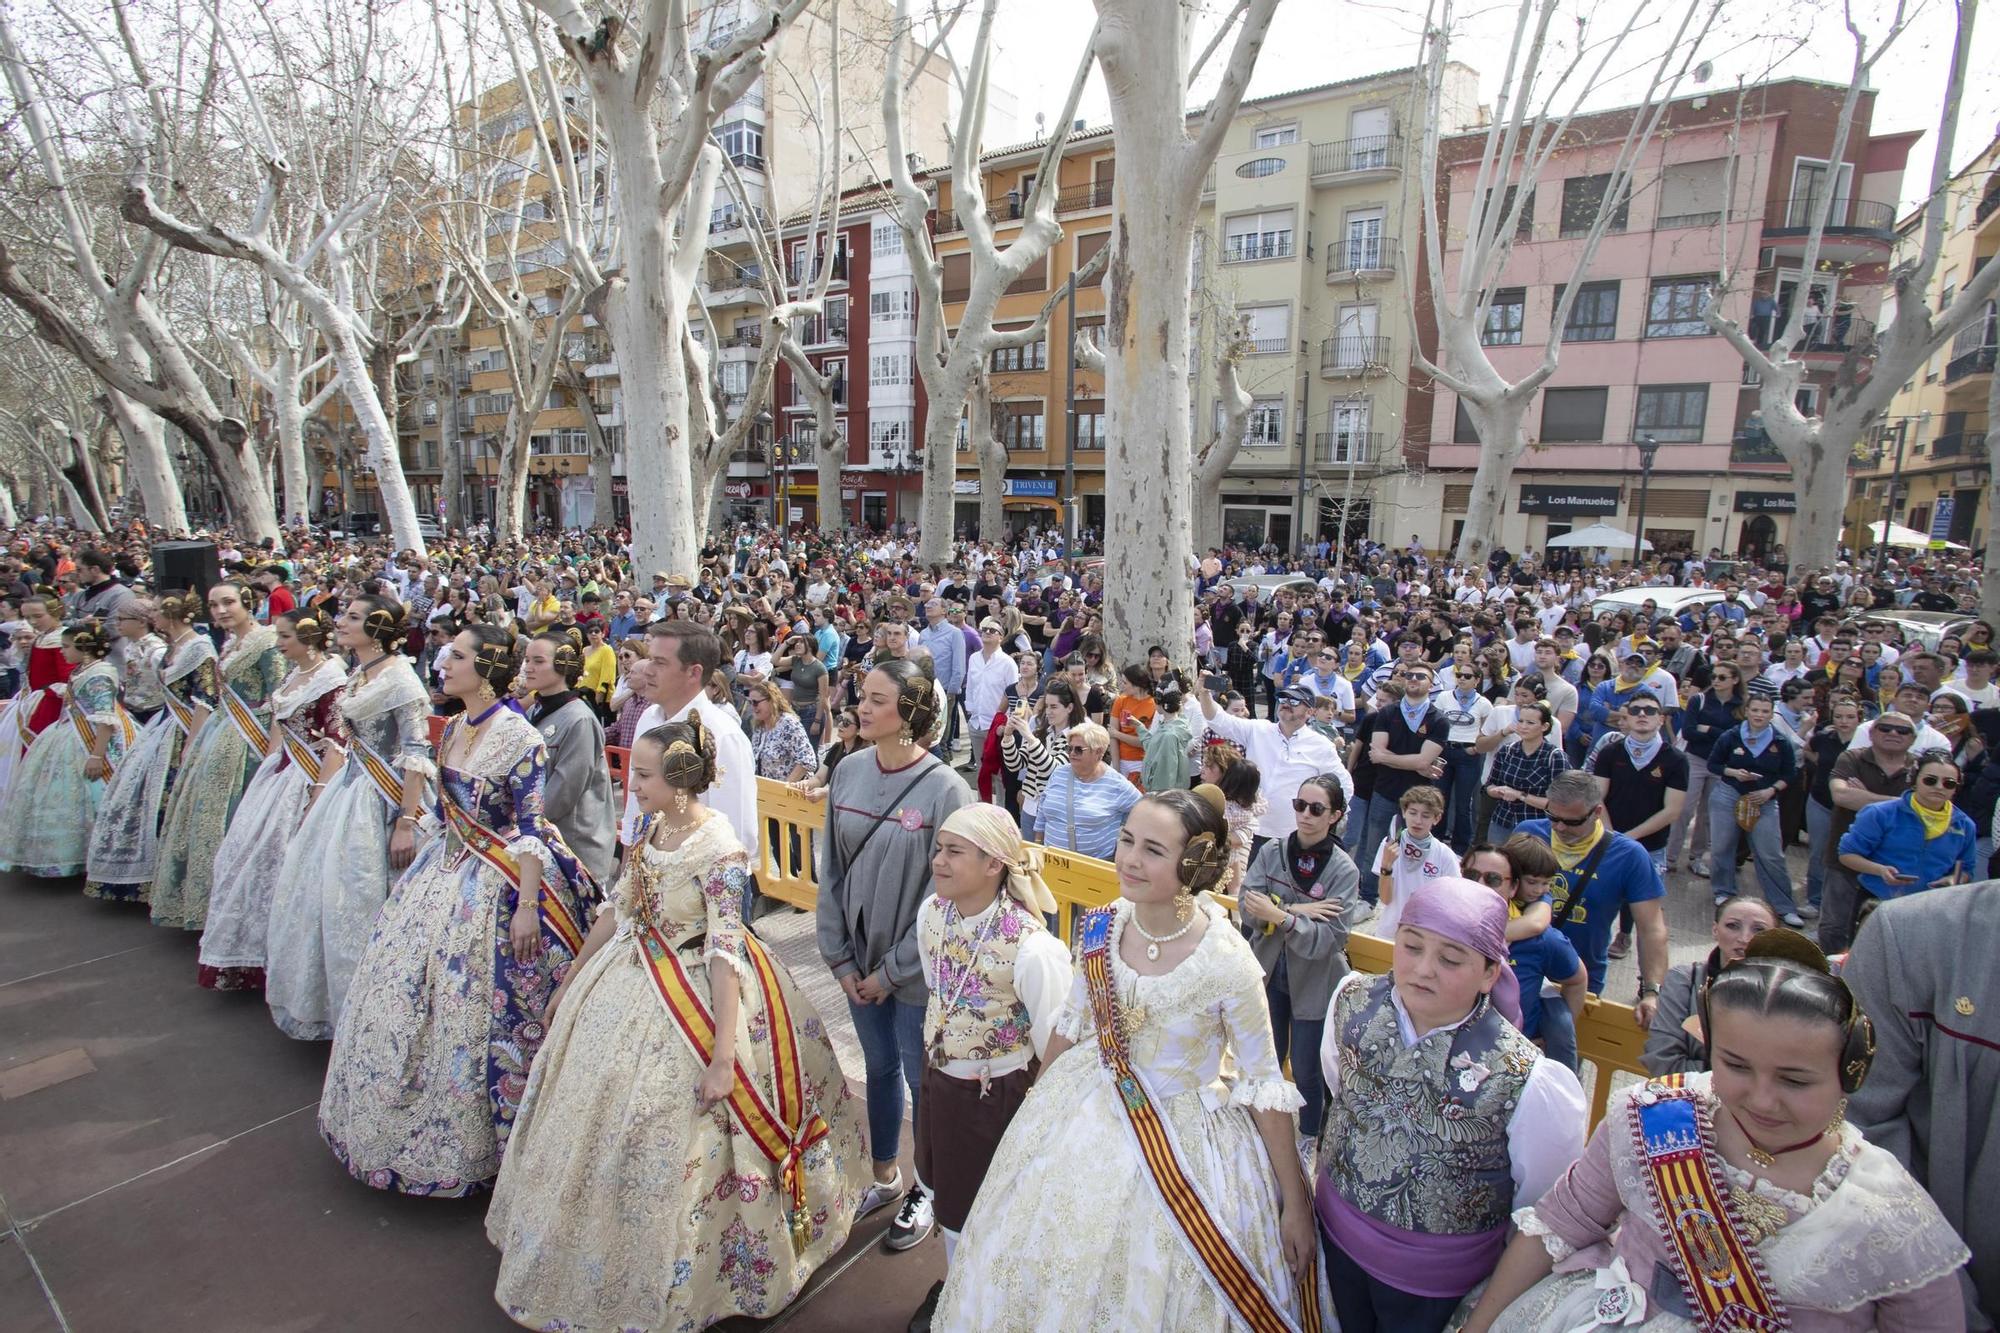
top-left (702, 853), bottom-right (753, 981)
top-left (1052, 961), bottom-right (1094, 1042)
top-left (392, 694), bottom-right (438, 780)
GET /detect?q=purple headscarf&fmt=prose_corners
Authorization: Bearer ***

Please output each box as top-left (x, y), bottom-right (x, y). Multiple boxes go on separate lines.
top-left (1398, 876), bottom-right (1524, 1029)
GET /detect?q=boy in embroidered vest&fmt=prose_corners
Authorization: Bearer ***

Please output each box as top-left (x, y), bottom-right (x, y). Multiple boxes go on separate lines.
top-left (1314, 876), bottom-right (1588, 1333)
top-left (908, 803), bottom-right (1071, 1329)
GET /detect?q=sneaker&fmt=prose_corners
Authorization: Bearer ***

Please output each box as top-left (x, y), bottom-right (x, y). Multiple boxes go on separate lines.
top-left (908, 1280), bottom-right (946, 1332)
top-left (1713, 892), bottom-right (1730, 907)
top-left (1607, 931), bottom-right (1633, 960)
top-left (1782, 912), bottom-right (1806, 928)
top-left (1691, 857), bottom-right (1709, 878)
top-left (1799, 903), bottom-right (1821, 919)
top-left (884, 1187), bottom-right (934, 1251)
top-left (855, 1173), bottom-right (904, 1221)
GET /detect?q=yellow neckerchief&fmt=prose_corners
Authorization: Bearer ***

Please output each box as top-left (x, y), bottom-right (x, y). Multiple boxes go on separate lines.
top-left (1911, 792), bottom-right (1954, 840)
top-left (1551, 821), bottom-right (1605, 871)
top-left (1610, 673), bottom-right (1647, 696)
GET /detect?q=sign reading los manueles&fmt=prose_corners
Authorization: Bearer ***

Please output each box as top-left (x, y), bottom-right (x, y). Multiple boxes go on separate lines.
top-left (1518, 484), bottom-right (1620, 515)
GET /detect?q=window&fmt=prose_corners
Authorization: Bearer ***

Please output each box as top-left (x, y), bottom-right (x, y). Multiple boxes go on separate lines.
top-left (997, 404), bottom-right (1046, 451)
top-left (1559, 173), bottom-right (1631, 237)
top-left (1223, 209), bottom-right (1294, 262)
top-left (1074, 316), bottom-right (1106, 366)
top-left (870, 353), bottom-right (913, 387)
top-left (1633, 384), bottom-right (1708, 443)
top-left (941, 253), bottom-right (971, 303)
top-left (1561, 281), bottom-right (1620, 341)
top-left (1005, 254), bottom-right (1048, 295)
top-left (1239, 304), bottom-right (1291, 355)
top-left (1253, 123), bottom-right (1300, 147)
top-left (870, 287), bottom-right (915, 322)
top-left (820, 357), bottom-right (848, 406)
top-left (719, 361), bottom-right (750, 397)
top-left (1481, 288), bottom-right (1525, 346)
top-left (1340, 209), bottom-right (1386, 270)
top-left (1658, 160), bottom-right (1728, 228)
top-left (1236, 157), bottom-right (1288, 179)
top-left (1076, 231), bottom-right (1109, 286)
top-left (1481, 186), bottom-right (1534, 241)
top-left (869, 418), bottom-right (910, 453)
top-left (1245, 397), bottom-right (1285, 447)
top-left (990, 333), bottom-right (1047, 372)
top-left (1645, 277), bottom-right (1709, 338)
top-left (1539, 387), bottom-right (1608, 442)
top-left (1453, 399), bottom-right (1481, 444)
top-left (1074, 399), bottom-right (1105, 449)
top-left (872, 219), bottom-right (903, 255)
top-left (715, 119), bottom-right (764, 169)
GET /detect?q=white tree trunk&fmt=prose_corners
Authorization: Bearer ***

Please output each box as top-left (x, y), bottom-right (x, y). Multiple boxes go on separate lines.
top-left (1190, 343), bottom-right (1252, 554)
top-left (104, 390), bottom-right (187, 532)
top-left (322, 324), bottom-right (423, 553)
top-left (1455, 390), bottom-right (1533, 569)
top-left (497, 409), bottom-right (535, 543)
top-left (971, 374), bottom-right (1008, 542)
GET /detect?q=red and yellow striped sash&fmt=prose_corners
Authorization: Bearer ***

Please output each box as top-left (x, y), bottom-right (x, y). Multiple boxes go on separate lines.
top-left (352, 735), bottom-right (406, 809)
top-left (1079, 908), bottom-right (1319, 1333)
top-left (162, 689), bottom-right (198, 737)
top-left (221, 685), bottom-right (270, 757)
top-left (440, 795), bottom-right (584, 956)
top-left (639, 920), bottom-right (830, 1249)
top-left (1632, 1084), bottom-right (1788, 1332)
top-left (280, 726), bottom-right (322, 784)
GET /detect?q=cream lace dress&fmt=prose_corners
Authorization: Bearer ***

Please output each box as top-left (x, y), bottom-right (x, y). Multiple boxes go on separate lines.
top-left (936, 896), bottom-right (1325, 1332)
top-left (486, 813), bottom-right (868, 1331)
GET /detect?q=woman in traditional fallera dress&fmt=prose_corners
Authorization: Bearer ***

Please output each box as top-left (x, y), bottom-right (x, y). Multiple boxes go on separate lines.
top-left (936, 788), bottom-right (1328, 1333)
top-left (318, 624), bottom-right (590, 1196)
top-left (150, 581), bottom-right (284, 931)
top-left (196, 610), bottom-right (348, 991)
top-left (0, 622), bottom-right (129, 877)
top-left (1462, 929), bottom-right (1969, 1332)
top-left (0, 594), bottom-right (74, 805)
top-left (264, 595), bottom-right (433, 1039)
top-left (487, 716), bottom-right (868, 1331)
top-left (84, 594), bottom-right (215, 902)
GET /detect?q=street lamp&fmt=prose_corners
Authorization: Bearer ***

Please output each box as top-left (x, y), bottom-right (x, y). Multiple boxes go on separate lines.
top-left (1631, 435), bottom-right (1660, 568)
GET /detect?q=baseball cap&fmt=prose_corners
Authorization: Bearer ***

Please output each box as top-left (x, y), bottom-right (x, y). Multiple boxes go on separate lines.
top-left (1277, 686), bottom-right (1311, 706)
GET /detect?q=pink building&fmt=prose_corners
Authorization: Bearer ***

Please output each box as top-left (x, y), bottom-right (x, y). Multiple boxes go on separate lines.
top-left (1416, 79), bottom-right (1917, 561)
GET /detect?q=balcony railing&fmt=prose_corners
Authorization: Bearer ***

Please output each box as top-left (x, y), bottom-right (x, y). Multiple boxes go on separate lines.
top-left (1327, 236), bottom-right (1395, 274)
top-left (935, 182), bottom-right (1116, 235)
top-left (1320, 335), bottom-right (1391, 373)
top-left (800, 317), bottom-right (847, 346)
top-left (1944, 341), bottom-right (1996, 385)
top-left (1978, 182), bottom-right (2000, 226)
top-left (1731, 428), bottom-right (1786, 465)
top-left (1314, 431), bottom-right (1380, 465)
top-left (720, 329), bottom-right (763, 349)
top-left (1789, 313), bottom-right (1875, 356)
top-left (1246, 336), bottom-right (1290, 355)
top-left (1768, 195), bottom-right (1897, 237)
top-left (1928, 430), bottom-right (1985, 460)
top-left (1309, 135), bottom-right (1402, 176)
top-left (1054, 180), bottom-right (1114, 212)
top-left (1222, 237), bottom-right (1293, 264)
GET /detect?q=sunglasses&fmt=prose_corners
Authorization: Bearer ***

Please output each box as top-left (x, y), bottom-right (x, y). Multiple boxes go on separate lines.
top-left (1624, 706), bottom-right (1660, 716)
top-left (1872, 724), bottom-right (1915, 736)
top-left (1919, 774), bottom-right (1961, 790)
top-left (1291, 799), bottom-right (1331, 816)
top-left (1468, 870), bottom-right (1509, 888)
top-left (1454, 671), bottom-right (1476, 680)
top-left (1548, 810), bottom-right (1597, 828)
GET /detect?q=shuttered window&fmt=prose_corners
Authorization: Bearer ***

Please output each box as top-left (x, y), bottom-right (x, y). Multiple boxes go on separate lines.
top-left (1644, 490), bottom-right (1709, 518)
top-left (941, 252), bottom-right (971, 304)
top-left (1443, 484), bottom-right (1473, 512)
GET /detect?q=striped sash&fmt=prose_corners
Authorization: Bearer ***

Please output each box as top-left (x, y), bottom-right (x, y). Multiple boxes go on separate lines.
top-left (1631, 1083), bottom-right (1788, 1332)
top-left (440, 790), bottom-right (585, 956)
top-left (639, 908), bottom-right (830, 1252)
top-left (1079, 908), bottom-right (1320, 1333)
top-left (280, 726), bottom-right (322, 784)
top-left (162, 688), bottom-right (198, 737)
top-left (352, 735), bottom-right (406, 809)
top-left (67, 694), bottom-right (134, 769)
top-left (221, 684), bottom-right (270, 757)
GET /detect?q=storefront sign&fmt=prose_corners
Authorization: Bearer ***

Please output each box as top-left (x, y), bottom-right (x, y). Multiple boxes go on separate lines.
top-left (722, 482), bottom-right (752, 498)
top-left (841, 472), bottom-right (869, 488)
top-left (1732, 491), bottom-right (1797, 513)
top-left (1517, 484), bottom-right (1620, 515)
top-left (1930, 496), bottom-right (1955, 548)
top-left (953, 479), bottom-right (979, 495)
top-left (951, 478), bottom-right (1061, 497)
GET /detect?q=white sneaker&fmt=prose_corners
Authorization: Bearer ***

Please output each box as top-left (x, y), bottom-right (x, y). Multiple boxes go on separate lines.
top-left (884, 1187), bottom-right (934, 1251)
top-left (856, 1173), bottom-right (904, 1221)
top-left (1782, 912), bottom-right (1806, 928)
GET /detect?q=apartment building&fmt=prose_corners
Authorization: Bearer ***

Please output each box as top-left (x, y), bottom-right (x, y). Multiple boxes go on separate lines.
top-left (1845, 132), bottom-right (1999, 551)
top-left (1415, 79), bottom-right (1918, 561)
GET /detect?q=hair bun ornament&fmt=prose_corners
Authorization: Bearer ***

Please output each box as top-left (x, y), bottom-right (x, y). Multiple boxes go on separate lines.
top-left (1742, 926), bottom-right (1833, 974)
top-left (1191, 782), bottom-right (1227, 818)
top-left (1178, 829), bottom-right (1228, 886)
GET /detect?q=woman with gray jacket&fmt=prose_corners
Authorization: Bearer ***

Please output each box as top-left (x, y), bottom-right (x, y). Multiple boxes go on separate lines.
top-left (1236, 771), bottom-right (1361, 1139)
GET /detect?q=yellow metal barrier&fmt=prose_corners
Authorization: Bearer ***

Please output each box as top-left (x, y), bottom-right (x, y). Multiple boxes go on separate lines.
top-left (754, 777), bottom-right (1646, 1126)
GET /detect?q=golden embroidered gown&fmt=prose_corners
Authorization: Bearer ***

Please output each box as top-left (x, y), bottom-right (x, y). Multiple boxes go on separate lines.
top-left (486, 813), bottom-right (868, 1331)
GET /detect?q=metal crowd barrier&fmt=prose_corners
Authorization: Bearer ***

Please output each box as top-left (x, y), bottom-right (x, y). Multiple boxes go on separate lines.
top-left (750, 777), bottom-right (1646, 1127)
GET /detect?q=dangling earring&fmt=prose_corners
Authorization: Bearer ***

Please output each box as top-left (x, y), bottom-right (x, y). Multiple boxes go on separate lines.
top-left (674, 788), bottom-right (688, 814)
top-left (1173, 887), bottom-right (1195, 924)
top-left (899, 722), bottom-right (915, 744)
top-left (1827, 1097), bottom-right (1848, 1137)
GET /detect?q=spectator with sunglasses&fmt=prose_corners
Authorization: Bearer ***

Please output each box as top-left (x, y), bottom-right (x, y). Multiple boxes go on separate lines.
top-left (1836, 751), bottom-right (1978, 937)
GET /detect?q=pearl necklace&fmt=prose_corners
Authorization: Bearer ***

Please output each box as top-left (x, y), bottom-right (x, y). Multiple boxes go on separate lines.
top-left (1131, 902), bottom-right (1197, 961)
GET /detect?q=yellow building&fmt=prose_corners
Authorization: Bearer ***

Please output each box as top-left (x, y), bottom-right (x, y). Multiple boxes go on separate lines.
top-left (1847, 132), bottom-right (1999, 552)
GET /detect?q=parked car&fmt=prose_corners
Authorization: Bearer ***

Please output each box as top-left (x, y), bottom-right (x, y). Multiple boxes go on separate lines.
top-left (1223, 575), bottom-right (1321, 604)
top-left (1865, 610), bottom-right (1981, 651)
top-left (1587, 586), bottom-right (1758, 622)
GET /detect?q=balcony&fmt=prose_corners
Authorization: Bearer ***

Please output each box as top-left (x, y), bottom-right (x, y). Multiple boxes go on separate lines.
top-left (800, 316), bottom-right (847, 348)
top-left (787, 254), bottom-right (849, 287)
top-left (1221, 237), bottom-right (1293, 265)
top-left (1246, 336), bottom-right (1290, 355)
top-left (717, 329), bottom-right (762, 360)
top-left (1309, 135), bottom-right (1402, 180)
top-left (1320, 335), bottom-right (1391, 376)
top-left (1326, 236), bottom-right (1396, 278)
top-left (1928, 430), bottom-right (1985, 460)
top-left (1978, 180), bottom-right (2000, 232)
top-left (1792, 314), bottom-right (1875, 365)
top-left (1762, 195), bottom-right (1897, 261)
top-left (1054, 180), bottom-right (1114, 212)
top-left (934, 181), bottom-right (1117, 236)
top-left (1731, 428), bottom-right (1787, 467)
top-left (1944, 340), bottom-right (1995, 387)
top-left (1314, 430), bottom-right (1380, 465)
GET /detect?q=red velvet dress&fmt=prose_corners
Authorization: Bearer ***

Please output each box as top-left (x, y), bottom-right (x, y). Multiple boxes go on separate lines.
top-left (25, 637), bottom-right (72, 737)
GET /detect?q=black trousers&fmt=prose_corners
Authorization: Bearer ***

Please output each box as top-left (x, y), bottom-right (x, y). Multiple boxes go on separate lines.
top-left (1322, 1224), bottom-right (1463, 1333)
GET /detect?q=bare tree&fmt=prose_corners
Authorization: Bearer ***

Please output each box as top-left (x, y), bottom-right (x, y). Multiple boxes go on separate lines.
top-left (881, 0), bottom-right (1096, 563)
top-left (1411, 0), bottom-right (1718, 568)
top-left (1089, 0), bottom-right (1279, 670)
top-left (521, 0), bottom-right (814, 576)
top-left (1705, 0), bottom-right (1996, 574)
top-left (225, 285), bottom-right (339, 528)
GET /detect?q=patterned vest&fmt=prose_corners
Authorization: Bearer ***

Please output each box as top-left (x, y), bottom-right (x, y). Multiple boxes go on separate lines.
top-left (918, 895), bottom-right (1040, 1066)
top-left (1320, 973), bottom-right (1535, 1235)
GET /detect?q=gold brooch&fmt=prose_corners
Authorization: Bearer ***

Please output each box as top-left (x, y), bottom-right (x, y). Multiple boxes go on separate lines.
top-left (1955, 996), bottom-right (1976, 1017)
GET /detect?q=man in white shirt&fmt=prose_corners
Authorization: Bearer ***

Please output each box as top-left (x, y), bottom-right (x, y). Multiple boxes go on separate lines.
top-left (1531, 640), bottom-right (1580, 729)
top-left (1192, 680), bottom-right (1351, 846)
top-left (1945, 649), bottom-right (2000, 708)
top-left (962, 619), bottom-right (1020, 772)
top-left (1503, 618), bottom-right (1540, 674)
top-left (623, 622), bottom-right (759, 868)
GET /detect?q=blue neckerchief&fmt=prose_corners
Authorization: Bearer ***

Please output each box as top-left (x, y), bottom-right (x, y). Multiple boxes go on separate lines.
top-left (1624, 733), bottom-right (1664, 769)
top-left (1740, 724), bottom-right (1774, 757)
top-left (1454, 687), bottom-right (1478, 708)
top-left (1399, 698), bottom-right (1430, 729)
